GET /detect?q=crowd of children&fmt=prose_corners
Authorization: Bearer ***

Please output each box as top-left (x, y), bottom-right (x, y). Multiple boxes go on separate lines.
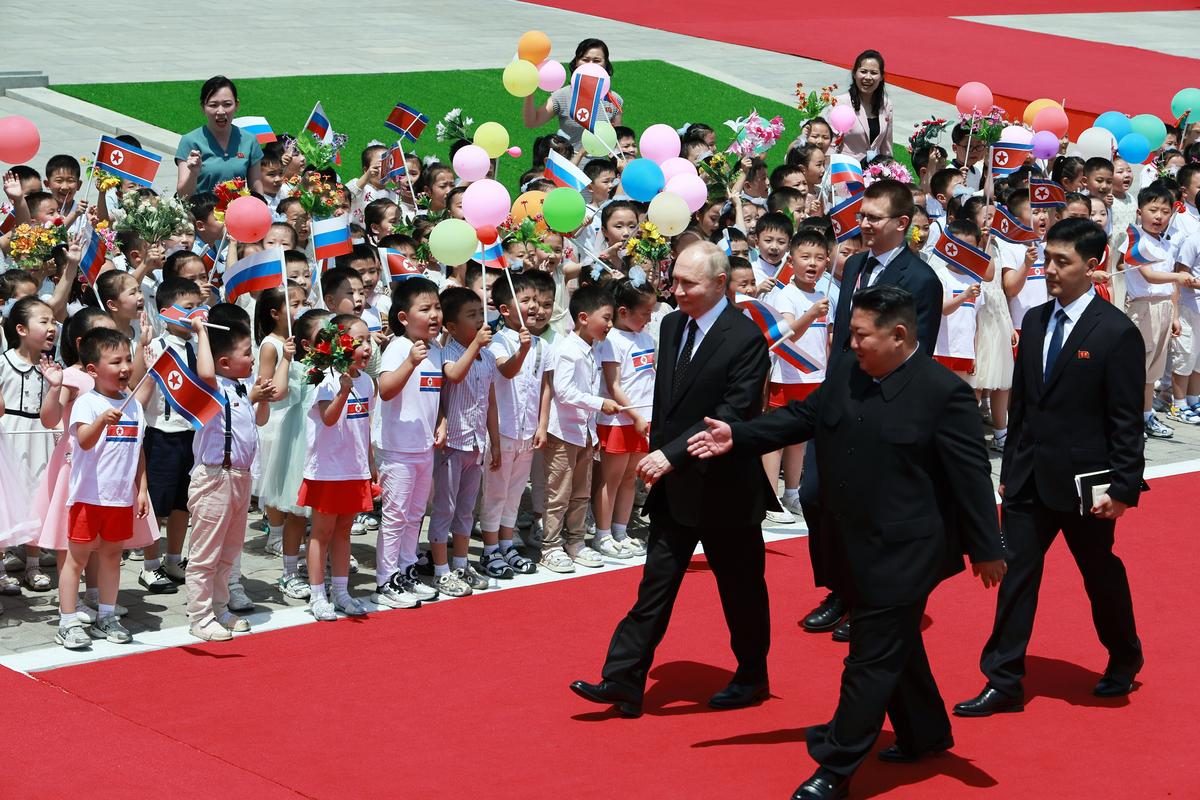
top-left (1, 63), bottom-right (1199, 650)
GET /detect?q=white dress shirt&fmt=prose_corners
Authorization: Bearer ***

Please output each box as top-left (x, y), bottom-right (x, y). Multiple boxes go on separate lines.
top-left (1042, 289), bottom-right (1095, 370)
top-left (675, 296), bottom-right (728, 364)
top-left (860, 244), bottom-right (906, 288)
top-left (192, 377), bottom-right (257, 471)
top-left (547, 331), bottom-right (604, 447)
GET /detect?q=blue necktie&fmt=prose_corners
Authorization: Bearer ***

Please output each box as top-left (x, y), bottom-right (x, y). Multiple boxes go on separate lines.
top-left (1044, 309), bottom-right (1068, 381)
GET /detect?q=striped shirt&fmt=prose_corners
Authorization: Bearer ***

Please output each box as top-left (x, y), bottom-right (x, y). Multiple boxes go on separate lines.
top-left (442, 338), bottom-right (497, 452)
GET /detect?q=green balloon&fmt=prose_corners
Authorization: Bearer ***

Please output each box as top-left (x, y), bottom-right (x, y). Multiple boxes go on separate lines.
top-left (429, 218), bottom-right (478, 266)
top-left (1129, 113), bottom-right (1167, 151)
top-left (581, 121), bottom-right (618, 158)
top-left (1171, 88), bottom-right (1200, 120)
top-left (542, 187), bottom-right (586, 233)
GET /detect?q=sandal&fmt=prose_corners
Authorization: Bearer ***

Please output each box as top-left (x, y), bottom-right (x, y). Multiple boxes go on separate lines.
top-left (24, 568), bottom-right (52, 592)
top-left (0, 574), bottom-right (22, 596)
top-left (501, 547), bottom-right (537, 575)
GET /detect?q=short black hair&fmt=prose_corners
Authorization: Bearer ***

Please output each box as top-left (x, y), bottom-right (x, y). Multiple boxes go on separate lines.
top-left (755, 211), bottom-right (794, 240)
top-left (490, 271), bottom-right (526, 311)
top-left (157, 276), bottom-right (202, 311)
top-left (207, 320), bottom-right (252, 359)
top-left (9, 164), bottom-right (39, 183)
top-left (320, 266), bottom-right (361, 299)
top-left (851, 284), bottom-right (917, 334)
top-left (1084, 157), bottom-right (1114, 175)
top-left (208, 302), bottom-right (249, 331)
top-left (163, 249), bottom-right (203, 278)
top-left (728, 255), bottom-right (753, 273)
top-left (767, 188), bottom-right (804, 214)
top-left (284, 248), bottom-right (309, 269)
top-left (789, 229), bottom-right (831, 254)
top-left (521, 269), bottom-right (556, 299)
top-left (769, 164), bottom-right (805, 190)
top-left (388, 276), bottom-right (441, 333)
top-left (569, 283), bottom-right (613, 320)
top-left (79, 327), bottom-right (129, 367)
top-left (945, 218), bottom-right (981, 241)
top-left (45, 154), bottom-right (81, 179)
top-left (440, 286), bottom-right (481, 325)
top-left (1137, 184), bottom-right (1176, 209)
top-left (911, 144), bottom-right (947, 174)
top-left (188, 191), bottom-right (220, 223)
top-left (335, 242), bottom-right (378, 270)
top-left (930, 167), bottom-right (962, 201)
top-left (1045, 217), bottom-right (1107, 263)
top-left (584, 159), bottom-right (616, 181)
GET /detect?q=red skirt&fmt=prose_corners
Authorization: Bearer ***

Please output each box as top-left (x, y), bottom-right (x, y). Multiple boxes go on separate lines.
top-left (933, 355), bottom-right (975, 374)
top-left (68, 503), bottom-right (134, 543)
top-left (768, 382), bottom-right (819, 409)
top-left (597, 424), bottom-right (649, 454)
top-left (297, 478), bottom-right (374, 515)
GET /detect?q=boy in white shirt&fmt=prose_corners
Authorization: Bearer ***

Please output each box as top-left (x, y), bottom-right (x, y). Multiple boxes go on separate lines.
top-left (750, 212), bottom-right (794, 298)
top-left (1169, 227), bottom-right (1200, 424)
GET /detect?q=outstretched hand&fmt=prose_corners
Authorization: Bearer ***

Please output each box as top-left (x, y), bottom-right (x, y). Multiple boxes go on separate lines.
top-left (686, 416), bottom-right (733, 459)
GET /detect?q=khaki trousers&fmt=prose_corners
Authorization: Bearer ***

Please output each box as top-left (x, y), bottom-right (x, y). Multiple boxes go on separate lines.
top-left (542, 434), bottom-right (593, 555)
top-left (185, 465), bottom-right (251, 626)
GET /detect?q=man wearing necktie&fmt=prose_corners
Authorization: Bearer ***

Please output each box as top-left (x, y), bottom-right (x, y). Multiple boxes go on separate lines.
top-left (956, 218), bottom-right (1146, 717)
top-left (570, 242), bottom-right (776, 717)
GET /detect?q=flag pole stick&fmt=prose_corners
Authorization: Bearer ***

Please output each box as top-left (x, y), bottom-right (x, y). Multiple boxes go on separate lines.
top-left (594, 103), bottom-right (626, 165)
top-left (396, 140), bottom-right (420, 222)
top-left (208, 230), bottom-right (228, 284)
top-left (118, 350), bottom-right (161, 415)
top-left (502, 264), bottom-right (525, 329)
top-left (282, 259), bottom-right (293, 340)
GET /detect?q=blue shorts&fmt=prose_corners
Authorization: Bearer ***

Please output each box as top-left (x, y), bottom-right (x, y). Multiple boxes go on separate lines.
top-left (143, 427), bottom-right (195, 514)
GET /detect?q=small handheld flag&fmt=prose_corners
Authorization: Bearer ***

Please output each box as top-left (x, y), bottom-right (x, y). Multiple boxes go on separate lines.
top-left (379, 248), bottom-right (423, 282)
top-left (990, 141), bottom-right (1032, 177)
top-left (568, 70), bottom-right (608, 131)
top-left (827, 155), bottom-right (865, 194)
top-left (79, 233), bottom-right (108, 284)
top-left (718, 228), bottom-right (733, 256)
top-left (96, 135), bottom-right (162, 188)
top-left (146, 348), bottom-right (226, 430)
top-left (473, 240), bottom-right (508, 270)
top-left (223, 246), bottom-right (286, 301)
top-left (0, 205), bottom-right (14, 236)
top-left (989, 205), bottom-right (1040, 244)
top-left (773, 259), bottom-right (795, 290)
top-left (233, 116), bottom-right (276, 145)
top-left (734, 294), bottom-right (793, 347)
top-left (305, 102), bottom-right (332, 142)
top-left (932, 231), bottom-right (990, 283)
top-left (829, 193), bottom-right (864, 243)
top-left (544, 150), bottom-right (590, 193)
top-left (381, 143), bottom-right (407, 183)
top-left (1029, 177), bottom-right (1066, 209)
top-left (312, 215), bottom-right (352, 261)
top-left (158, 304), bottom-right (210, 328)
top-left (385, 102), bottom-right (428, 142)
top-left (200, 242), bottom-right (225, 274)
top-left (1122, 225), bottom-right (1161, 266)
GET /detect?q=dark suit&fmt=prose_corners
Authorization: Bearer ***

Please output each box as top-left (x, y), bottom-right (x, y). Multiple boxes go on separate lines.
top-left (601, 301), bottom-right (775, 693)
top-left (732, 350), bottom-right (1003, 775)
top-left (981, 296), bottom-right (1145, 695)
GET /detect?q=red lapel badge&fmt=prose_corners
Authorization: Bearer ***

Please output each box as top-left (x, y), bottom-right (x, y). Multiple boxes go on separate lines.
top-left (1077, 350), bottom-right (1090, 359)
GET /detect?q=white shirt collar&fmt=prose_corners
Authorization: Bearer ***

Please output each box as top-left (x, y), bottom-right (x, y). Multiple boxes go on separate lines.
top-left (1053, 287), bottom-right (1096, 322)
top-left (870, 244), bottom-right (906, 268)
top-left (689, 296), bottom-right (728, 335)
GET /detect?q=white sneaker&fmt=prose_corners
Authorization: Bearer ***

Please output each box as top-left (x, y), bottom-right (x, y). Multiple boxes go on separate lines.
top-left (264, 534), bottom-right (283, 557)
top-left (278, 574), bottom-right (311, 599)
top-left (226, 582), bottom-right (255, 612)
top-left (90, 615), bottom-right (132, 644)
top-left (619, 537), bottom-right (647, 557)
top-left (217, 612), bottom-right (251, 632)
top-left (309, 597), bottom-right (337, 621)
top-left (56, 623), bottom-right (91, 650)
top-left (334, 594), bottom-right (368, 616)
top-left (539, 549), bottom-right (575, 574)
top-left (371, 584), bottom-right (421, 609)
top-left (435, 570), bottom-right (473, 597)
top-left (764, 507), bottom-right (796, 525)
top-left (350, 514), bottom-right (368, 535)
top-left (780, 494), bottom-right (803, 516)
top-left (594, 535), bottom-right (631, 559)
top-left (572, 546), bottom-right (605, 568)
top-left (126, 548), bottom-right (145, 562)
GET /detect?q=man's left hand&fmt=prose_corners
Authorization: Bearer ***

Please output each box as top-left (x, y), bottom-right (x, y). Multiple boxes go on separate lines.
top-left (972, 559), bottom-right (1007, 588)
top-left (1091, 493), bottom-right (1128, 520)
top-left (636, 450), bottom-right (673, 487)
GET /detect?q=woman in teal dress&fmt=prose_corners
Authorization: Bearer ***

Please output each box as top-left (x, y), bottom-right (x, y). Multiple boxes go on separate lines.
top-left (175, 75), bottom-right (263, 196)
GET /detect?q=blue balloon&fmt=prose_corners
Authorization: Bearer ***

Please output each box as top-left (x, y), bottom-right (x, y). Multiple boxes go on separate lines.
top-left (1117, 132), bottom-right (1150, 165)
top-left (1095, 111), bottom-right (1132, 141)
top-left (621, 158), bottom-right (665, 202)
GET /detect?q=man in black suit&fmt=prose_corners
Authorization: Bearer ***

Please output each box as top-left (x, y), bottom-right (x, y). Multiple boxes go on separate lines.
top-left (800, 179), bottom-right (945, 642)
top-left (688, 284), bottom-right (1006, 799)
top-left (955, 218), bottom-right (1146, 717)
top-left (570, 241), bottom-right (776, 717)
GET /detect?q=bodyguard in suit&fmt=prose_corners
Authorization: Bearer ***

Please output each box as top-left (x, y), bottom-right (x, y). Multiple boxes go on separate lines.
top-left (956, 218), bottom-right (1146, 717)
top-left (570, 242), bottom-right (776, 717)
top-left (688, 285), bottom-right (1006, 799)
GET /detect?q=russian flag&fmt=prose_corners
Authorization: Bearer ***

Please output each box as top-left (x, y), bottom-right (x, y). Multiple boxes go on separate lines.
top-left (381, 143), bottom-right (407, 183)
top-left (305, 102), bottom-right (331, 141)
top-left (146, 347), bottom-right (226, 430)
top-left (223, 246), bottom-right (286, 301)
top-left (631, 348), bottom-right (655, 373)
top-left (734, 294), bottom-right (792, 346)
top-left (0, 205), bottom-right (14, 236)
top-left (96, 135), bottom-right (162, 188)
top-left (990, 141), bottom-right (1033, 177)
top-left (827, 155), bottom-right (865, 193)
top-left (233, 116), bottom-right (276, 145)
top-left (379, 248), bottom-right (422, 281)
top-left (80, 233), bottom-right (108, 285)
top-left (568, 70), bottom-right (608, 131)
top-left (418, 371), bottom-right (443, 393)
top-left (544, 150), bottom-right (589, 192)
top-left (829, 193), bottom-right (863, 243)
top-left (774, 339), bottom-right (822, 375)
top-left (312, 215), bottom-right (353, 261)
top-left (932, 230), bottom-right (989, 283)
top-left (1029, 177), bottom-right (1066, 209)
top-left (989, 205), bottom-right (1040, 244)
top-left (472, 240), bottom-right (508, 269)
top-left (1123, 226), bottom-right (1161, 266)
top-left (718, 228), bottom-right (733, 256)
top-left (385, 102), bottom-right (428, 142)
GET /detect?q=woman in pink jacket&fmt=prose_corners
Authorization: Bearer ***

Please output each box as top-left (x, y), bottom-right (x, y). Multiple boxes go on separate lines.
top-left (834, 49), bottom-right (894, 162)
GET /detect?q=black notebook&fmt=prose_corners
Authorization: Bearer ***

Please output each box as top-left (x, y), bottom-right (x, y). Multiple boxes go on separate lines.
top-left (1074, 470), bottom-right (1112, 514)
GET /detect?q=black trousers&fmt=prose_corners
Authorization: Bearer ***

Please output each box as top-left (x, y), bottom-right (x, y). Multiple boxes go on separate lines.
top-left (798, 441), bottom-right (832, 590)
top-left (601, 517), bottom-right (770, 693)
top-left (980, 483), bottom-right (1142, 695)
top-left (807, 598), bottom-right (949, 776)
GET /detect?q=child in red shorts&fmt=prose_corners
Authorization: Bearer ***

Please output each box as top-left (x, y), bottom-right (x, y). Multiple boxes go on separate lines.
top-left (57, 328), bottom-right (150, 650)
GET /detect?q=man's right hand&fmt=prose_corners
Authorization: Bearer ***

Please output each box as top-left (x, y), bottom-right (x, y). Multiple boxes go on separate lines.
top-left (686, 416), bottom-right (733, 459)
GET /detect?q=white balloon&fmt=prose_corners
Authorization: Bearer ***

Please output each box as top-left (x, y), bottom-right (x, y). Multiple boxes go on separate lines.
top-left (646, 192), bottom-right (690, 236)
top-left (1076, 126), bottom-right (1117, 160)
top-left (1000, 125), bottom-right (1033, 145)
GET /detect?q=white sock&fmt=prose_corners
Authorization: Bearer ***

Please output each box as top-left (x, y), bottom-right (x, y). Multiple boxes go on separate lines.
top-left (994, 427), bottom-right (1007, 438)
top-left (499, 539), bottom-right (514, 551)
top-left (483, 544), bottom-right (499, 555)
top-left (434, 563), bottom-right (450, 577)
top-left (1143, 411), bottom-right (1153, 422)
top-left (1175, 397), bottom-right (1188, 409)
top-left (267, 524), bottom-right (283, 542)
top-left (595, 528), bottom-right (611, 541)
top-left (451, 556), bottom-right (468, 571)
top-left (612, 523), bottom-right (628, 541)
top-left (59, 611), bottom-right (77, 628)
top-left (98, 603), bottom-right (115, 618)
top-left (309, 582), bottom-right (327, 603)
top-left (1188, 395), bottom-right (1199, 406)
top-left (331, 576), bottom-right (349, 599)
top-left (782, 488), bottom-right (799, 503)
top-left (85, 587), bottom-right (100, 605)
top-left (283, 555), bottom-right (298, 579)
top-left (25, 555), bottom-right (39, 570)
top-left (164, 553), bottom-right (182, 567)
top-left (144, 558), bottom-right (161, 572)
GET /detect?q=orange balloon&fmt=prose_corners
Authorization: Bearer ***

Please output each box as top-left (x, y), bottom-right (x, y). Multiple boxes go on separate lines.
top-left (1023, 98), bottom-right (1060, 127)
top-left (512, 190), bottom-right (547, 230)
top-left (517, 30), bottom-right (552, 65)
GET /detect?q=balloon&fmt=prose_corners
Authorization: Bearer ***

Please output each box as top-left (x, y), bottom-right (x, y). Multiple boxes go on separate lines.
top-left (1032, 106), bottom-right (1069, 138)
top-left (537, 59), bottom-right (566, 92)
top-left (828, 104), bottom-right (856, 134)
top-left (581, 121), bottom-right (618, 157)
top-left (475, 225), bottom-right (499, 246)
top-left (473, 121), bottom-right (510, 159)
top-left (1031, 131), bottom-right (1061, 160)
top-left (955, 82), bottom-right (993, 115)
top-left (1094, 111), bottom-right (1132, 141)
top-left (511, 190), bottom-right (546, 226)
top-left (639, 123), bottom-right (681, 164)
top-left (1129, 114), bottom-right (1167, 151)
top-left (1117, 133), bottom-right (1151, 164)
top-left (1000, 125), bottom-right (1033, 145)
top-left (502, 60), bottom-right (539, 97)
top-left (542, 187), bottom-right (586, 233)
top-left (659, 156), bottom-right (697, 184)
top-left (517, 30), bottom-right (552, 64)
top-left (451, 144), bottom-right (491, 182)
top-left (223, 196), bottom-right (272, 242)
top-left (620, 158), bottom-right (665, 202)
top-left (461, 179), bottom-right (511, 228)
top-left (1171, 88), bottom-right (1200, 120)
top-left (665, 173), bottom-right (707, 213)
top-left (429, 219), bottom-right (478, 266)
top-left (506, 146), bottom-right (522, 158)
top-left (0, 116), bottom-right (40, 164)
top-left (647, 192), bottom-right (690, 236)
top-left (1076, 127), bottom-right (1116, 160)
top-left (1023, 98), bottom-right (1060, 127)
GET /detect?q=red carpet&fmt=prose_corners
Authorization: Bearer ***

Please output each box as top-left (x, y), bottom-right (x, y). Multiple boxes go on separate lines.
top-left (522, 0), bottom-right (1198, 134)
top-left (9, 470), bottom-right (1198, 798)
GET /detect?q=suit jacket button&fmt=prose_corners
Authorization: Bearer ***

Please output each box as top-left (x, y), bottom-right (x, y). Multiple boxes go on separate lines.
top-left (857, 416), bottom-right (863, 422)
top-left (847, 448), bottom-right (854, 456)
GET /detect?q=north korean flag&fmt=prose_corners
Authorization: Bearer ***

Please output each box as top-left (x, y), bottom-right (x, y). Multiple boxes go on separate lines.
top-left (105, 420), bottom-right (140, 443)
top-left (568, 71), bottom-right (608, 131)
top-left (631, 349), bottom-right (655, 373)
top-left (773, 259), bottom-right (795, 290)
top-left (385, 102), bottom-right (428, 143)
top-left (381, 143), bottom-right (407, 183)
top-left (989, 205), bottom-right (1040, 244)
top-left (147, 347), bottom-right (226, 430)
top-left (932, 230), bottom-right (990, 283)
top-left (379, 248), bottom-right (422, 282)
top-left (990, 141), bottom-right (1033, 177)
top-left (829, 193), bottom-right (864, 243)
top-left (418, 371), bottom-right (443, 393)
top-left (96, 135), bottom-right (162, 188)
top-left (1029, 177), bottom-right (1066, 209)
top-left (346, 396), bottom-right (370, 420)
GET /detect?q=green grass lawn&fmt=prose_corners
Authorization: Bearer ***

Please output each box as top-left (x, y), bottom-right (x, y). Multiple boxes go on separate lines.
top-left (55, 60), bottom-right (911, 187)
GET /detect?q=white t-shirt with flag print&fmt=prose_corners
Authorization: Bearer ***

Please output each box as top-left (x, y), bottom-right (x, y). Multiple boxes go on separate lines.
top-left (997, 239), bottom-right (1046, 331)
top-left (931, 262), bottom-right (979, 361)
top-left (304, 370), bottom-right (374, 481)
top-left (376, 337), bottom-right (444, 454)
top-left (68, 391), bottom-right (145, 507)
top-left (596, 328), bottom-right (656, 427)
top-left (772, 284), bottom-right (828, 385)
top-left (1121, 225), bottom-right (1174, 300)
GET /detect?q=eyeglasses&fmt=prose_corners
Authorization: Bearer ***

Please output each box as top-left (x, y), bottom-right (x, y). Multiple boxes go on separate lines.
top-left (855, 213), bottom-right (899, 225)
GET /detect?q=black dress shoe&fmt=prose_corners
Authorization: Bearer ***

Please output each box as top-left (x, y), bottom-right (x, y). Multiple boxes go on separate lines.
top-left (801, 592), bottom-right (845, 632)
top-left (569, 680), bottom-right (643, 717)
top-left (878, 735), bottom-right (954, 763)
top-left (1094, 656), bottom-right (1143, 697)
top-left (831, 618), bottom-right (850, 642)
top-left (708, 680), bottom-right (770, 709)
top-left (791, 769), bottom-right (850, 799)
top-left (953, 686), bottom-right (1024, 717)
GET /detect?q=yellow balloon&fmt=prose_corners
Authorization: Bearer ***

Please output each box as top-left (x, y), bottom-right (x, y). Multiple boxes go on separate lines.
top-left (502, 60), bottom-right (539, 98)
top-left (647, 192), bottom-right (690, 236)
top-left (474, 121), bottom-right (510, 159)
top-left (1023, 98), bottom-right (1061, 127)
top-left (581, 121), bottom-right (618, 157)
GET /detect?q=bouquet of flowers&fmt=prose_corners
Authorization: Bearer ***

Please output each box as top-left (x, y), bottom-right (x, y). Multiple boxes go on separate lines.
top-left (112, 192), bottom-right (191, 244)
top-left (909, 116), bottom-right (950, 152)
top-left (8, 221), bottom-right (66, 269)
top-left (301, 319), bottom-right (363, 384)
top-left (500, 216), bottom-right (553, 255)
top-left (213, 178), bottom-right (249, 222)
top-left (864, 160), bottom-right (914, 186)
top-left (290, 171), bottom-right (348, 220)
top-left (624, 221), bottom-right (671, 266)
top-left (697, 152), bottom-right (743, 200)
top-left (92, 220), bottom-right (118, 254)
top-left (435, 108), bottom-right (475, 143)
top-left (794, 83), bottom-right (838, 125)
top-left (959, 105), bottom-right (1009, 146)
top-left (80, 156), bottom-right (122, 192)
top-left (293, 131), bottom-right (348, 173)
top-left (725, 110), bottom-right (786, 158)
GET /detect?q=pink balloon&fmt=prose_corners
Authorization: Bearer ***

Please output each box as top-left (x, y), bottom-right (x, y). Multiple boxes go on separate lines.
top-left (955, 81), bottom-right (993, 116)
top-left (1032, 105), bottom-right (1069, 138)
top-left (452, 144), bottom-right (491, 182)
top-left (1030, 130), bottom-right (1060, 160)
top-left (461, 179), bottom-right (511, 228)
top-left (506, 146), bottom-right (523, 158)
top-left (828, 105), bottom-right (857, 134)
top-left (660, 157), bottom-right (697, 184)
top-left (665, 173), bottom-right (708, 213)
top-left (0, 116), bottom-right (40, 164)
top-left (537, 59), bottom-right (566, 92)
top-left (224, 195), bottom-right (272, 242)
top-left (639, 124), bottom-right (681, 165)
top-left (571, 63), bottom-right (611, 99)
